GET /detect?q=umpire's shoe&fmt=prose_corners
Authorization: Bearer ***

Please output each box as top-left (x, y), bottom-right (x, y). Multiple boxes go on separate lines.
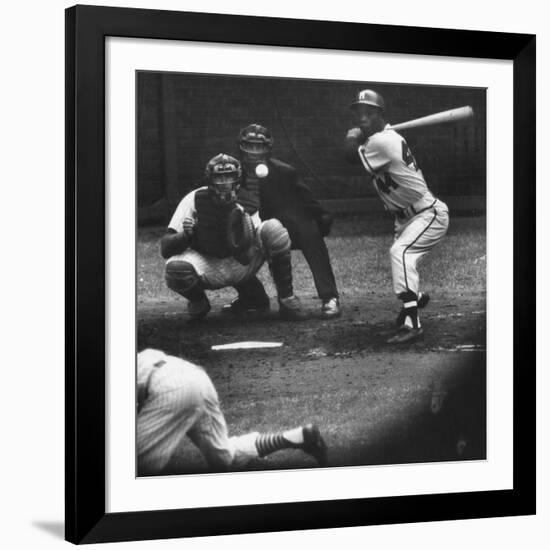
top-left (321, 297), bottom-right (341, 319)
top-left (395, 292), bottom-right (430, 326)
top-left (301, 424), bottom-right (328, 467)
top-left (221, 296), bottom-right (270, 316)
top-left (278, 295), bottom-right (308, 321)
top-left (187, 294), bottom-right (211, 320)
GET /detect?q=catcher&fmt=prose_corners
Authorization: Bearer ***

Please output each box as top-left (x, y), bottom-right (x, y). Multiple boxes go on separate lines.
top-left (222, 123), bottom-right (341, 319)
top-left (160, 153), bottom-right (307, 321)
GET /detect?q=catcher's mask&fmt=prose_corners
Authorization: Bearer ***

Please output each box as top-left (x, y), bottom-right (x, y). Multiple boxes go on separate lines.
top-left (238, 123), bottom-right (274, 163)
top-left (205, 153), bottom-right (242, 206)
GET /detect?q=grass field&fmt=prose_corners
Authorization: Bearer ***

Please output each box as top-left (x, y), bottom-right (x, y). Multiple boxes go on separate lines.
top-left (137, 214), bottom-right (486, 475)
top-left (137, 214), bottom-right (486, 305)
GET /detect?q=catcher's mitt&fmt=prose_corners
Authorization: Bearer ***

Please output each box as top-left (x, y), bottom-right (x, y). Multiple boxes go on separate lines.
top-left (227, 206), bottom-right (255, 265)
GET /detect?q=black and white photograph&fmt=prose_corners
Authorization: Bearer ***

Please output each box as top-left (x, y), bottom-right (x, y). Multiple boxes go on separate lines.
top-left (136, 72), bottom-right (487, 477)
top-left (2, 0), bottom-right (545, 546)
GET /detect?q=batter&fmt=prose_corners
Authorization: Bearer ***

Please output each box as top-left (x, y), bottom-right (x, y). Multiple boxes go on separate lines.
top-left (345, 89), bottom-right (450, 344)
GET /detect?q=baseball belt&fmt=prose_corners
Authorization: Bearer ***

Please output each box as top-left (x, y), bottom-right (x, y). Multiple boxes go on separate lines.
top-left (395, 195), bottom-right (437, 222)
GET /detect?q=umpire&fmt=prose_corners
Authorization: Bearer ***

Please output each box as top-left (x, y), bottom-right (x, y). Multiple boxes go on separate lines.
top-left (224, 123), bottom-right (341, 319)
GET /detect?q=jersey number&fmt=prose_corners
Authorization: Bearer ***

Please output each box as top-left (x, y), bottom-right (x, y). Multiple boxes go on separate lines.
top-left (376, 173), bottom-right (399, 194)
top-left (375, 140), bottom-right (420, 195)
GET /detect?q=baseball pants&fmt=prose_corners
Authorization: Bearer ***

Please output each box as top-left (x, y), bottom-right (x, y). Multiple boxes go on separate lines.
top-left (165, 230), bottom-right (266, 290)
top-left (390, 199), bottom-right (449, 297)
top-left (290, 219), bottom-right (339, 301)
top-left (137, 355), bottom-right (259, 475)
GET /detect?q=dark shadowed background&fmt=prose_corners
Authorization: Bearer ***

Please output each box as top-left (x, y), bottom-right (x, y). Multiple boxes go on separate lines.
top-left (137, 72), bottom-right (486, 224)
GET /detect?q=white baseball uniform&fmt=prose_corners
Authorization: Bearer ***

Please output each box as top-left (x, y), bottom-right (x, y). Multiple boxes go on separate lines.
top-left (357, 125), bottom-right (449, 297)
top-left (166, 187), bottom-right (266, 289)
top-left (137, 349), bottom-right (260, 474)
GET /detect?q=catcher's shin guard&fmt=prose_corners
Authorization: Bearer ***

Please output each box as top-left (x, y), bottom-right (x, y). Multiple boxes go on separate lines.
top-left (269, 254), bottom-right (294, 300)
top-left (165, 261), bottom-right (204, 301)
top-left (259, 219), bottom-right (291, 259)
top-left (260, 219), bottom-right (294, 299)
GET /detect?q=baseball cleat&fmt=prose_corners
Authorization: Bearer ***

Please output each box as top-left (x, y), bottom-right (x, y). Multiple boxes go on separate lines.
top-left (278, 295), bottom-right (308, 321)
top-left (301, 424), bottom-right (328, 467)
top-left (187, 295), bottom-right (211, 320)
top-left (221, 297), bottom-right (270, 316)
top-left (418, 292), bottom-right (430, 309)
top-left (321, 297), bottom-right (341, 319)
top-left (387, 326), bottom-right (424, 345)
top-left (395, 293), bottom-right (430, 326)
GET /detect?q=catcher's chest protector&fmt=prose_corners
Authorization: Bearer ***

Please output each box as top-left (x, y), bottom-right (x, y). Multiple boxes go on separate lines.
top-left (238, 177), bottom-right (261, 214)
top-left (194, 189), bottom-right (234, 258)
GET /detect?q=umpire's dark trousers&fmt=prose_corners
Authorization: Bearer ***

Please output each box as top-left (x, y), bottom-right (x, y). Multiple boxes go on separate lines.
top-left (288, 219), bottom-right (338, 301)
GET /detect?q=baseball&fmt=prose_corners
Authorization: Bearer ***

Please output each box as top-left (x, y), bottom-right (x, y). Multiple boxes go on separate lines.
top-left (255, 163), bottom-right (269, 178)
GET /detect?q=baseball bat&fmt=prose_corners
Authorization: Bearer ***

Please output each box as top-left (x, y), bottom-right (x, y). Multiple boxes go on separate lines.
top-left (388, 106), bottom-right (474, 131)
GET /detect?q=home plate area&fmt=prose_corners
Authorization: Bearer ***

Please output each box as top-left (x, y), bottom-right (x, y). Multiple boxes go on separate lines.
top-left (137, 292), bottom-right (486, 474)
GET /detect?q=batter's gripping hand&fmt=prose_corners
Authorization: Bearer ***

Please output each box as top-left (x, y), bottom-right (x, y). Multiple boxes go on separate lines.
top-left (346, 127), bottom-right (365, 143)
top-left (182, 216), bottom-right (197, 237)
top-left (227, 206), bottom-right (255, 265)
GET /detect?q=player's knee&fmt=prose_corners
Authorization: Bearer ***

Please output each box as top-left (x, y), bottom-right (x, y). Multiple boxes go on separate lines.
top-left (259, 219), bottom-right (291, 258)
top-left (165, 261), bottom-right (200, 294)
top-left (205, 448), bottom-right (233, 470)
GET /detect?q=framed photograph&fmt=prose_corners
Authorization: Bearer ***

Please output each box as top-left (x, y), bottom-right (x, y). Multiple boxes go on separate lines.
top-left (65, 5), bottom-right (535, 544)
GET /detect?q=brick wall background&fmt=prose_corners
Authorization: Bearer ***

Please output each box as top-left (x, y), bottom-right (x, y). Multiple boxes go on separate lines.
top-left (137, 72), bottom-right (486, 216)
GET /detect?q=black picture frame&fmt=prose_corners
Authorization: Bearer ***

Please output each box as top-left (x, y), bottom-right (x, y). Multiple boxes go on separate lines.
top-left (65, 4), bottom-right (536, 544)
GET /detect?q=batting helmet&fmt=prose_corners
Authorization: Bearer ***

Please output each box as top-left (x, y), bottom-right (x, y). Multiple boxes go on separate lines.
top-left (204, 153), bottom-right (242, 205)
top-left (238, 123), bottom-right (274, 157)
top-left (350, 89), bottom-right (385, 111)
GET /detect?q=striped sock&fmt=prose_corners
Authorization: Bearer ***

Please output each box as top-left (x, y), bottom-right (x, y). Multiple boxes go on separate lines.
top-left (269, 255), bottom-right (293, 300)
top-left (403, 301), bottom-right (420, 328)
top-left (255, 428), bottom-right (304, 457)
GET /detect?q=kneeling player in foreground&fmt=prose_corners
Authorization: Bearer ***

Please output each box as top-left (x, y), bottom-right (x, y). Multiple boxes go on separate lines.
top-left (137, 348), bottom-right (327, 475)
top-left (345, 89), bottom-right (449, 344)
top-left (160, 153), bottom-right (306, 321)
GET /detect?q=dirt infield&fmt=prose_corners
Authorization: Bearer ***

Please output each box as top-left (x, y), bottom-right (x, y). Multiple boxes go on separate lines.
top-left (138, 291), bottom-right (486, 475)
